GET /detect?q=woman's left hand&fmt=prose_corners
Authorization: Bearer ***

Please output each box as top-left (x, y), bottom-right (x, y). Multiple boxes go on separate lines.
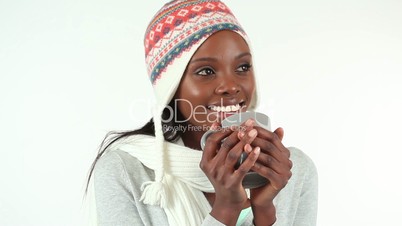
top-left (248, 126), bottom-right (293, 224)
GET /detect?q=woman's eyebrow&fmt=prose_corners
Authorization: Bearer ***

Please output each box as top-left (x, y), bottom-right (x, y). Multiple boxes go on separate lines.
top-left (190, 57), bottom-right (217, 64)
top-left (190, 52), bottom-right (251, 64)
top-left (236, 52), bottom-right (252, 59)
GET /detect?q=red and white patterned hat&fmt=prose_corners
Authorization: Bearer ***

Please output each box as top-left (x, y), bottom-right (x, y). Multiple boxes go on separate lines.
top-left (144, 0), bottom-right (258, 110)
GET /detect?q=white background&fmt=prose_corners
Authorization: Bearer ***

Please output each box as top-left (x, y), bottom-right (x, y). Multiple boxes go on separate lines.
top-left (1, 0), bottom-right (401, 225)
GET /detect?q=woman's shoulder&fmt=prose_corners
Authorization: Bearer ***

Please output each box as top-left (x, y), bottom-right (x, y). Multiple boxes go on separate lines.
top-left (94, 134), bottom-right (156, 176)
top-left (93, 149), bottom-right (156, 190)
top-left (95, 149), bottom-right (144, 170)
top-left (92, 145), bottom-right (167, 225)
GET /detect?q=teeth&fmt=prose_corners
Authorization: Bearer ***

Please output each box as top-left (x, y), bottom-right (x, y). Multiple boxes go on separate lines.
top-left (209, 104), bottom-right (241, 112)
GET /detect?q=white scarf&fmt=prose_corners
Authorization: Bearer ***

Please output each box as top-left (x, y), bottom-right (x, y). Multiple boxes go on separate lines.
top-left (86, 134), bottom-right (215, 226)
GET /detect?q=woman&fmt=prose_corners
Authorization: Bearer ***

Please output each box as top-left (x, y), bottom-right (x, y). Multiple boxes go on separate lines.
top-left (87, 0), bottom-right (318, 225)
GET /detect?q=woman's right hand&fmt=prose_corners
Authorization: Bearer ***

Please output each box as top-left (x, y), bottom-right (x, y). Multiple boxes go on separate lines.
top-left (200, 120), bottom-right (261, 225)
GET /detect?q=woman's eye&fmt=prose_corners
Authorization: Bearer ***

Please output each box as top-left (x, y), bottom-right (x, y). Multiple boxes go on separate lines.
top-left (236, 64), bottom-right (252, 72)
top-left (196, 67), bottom-right (215, 76)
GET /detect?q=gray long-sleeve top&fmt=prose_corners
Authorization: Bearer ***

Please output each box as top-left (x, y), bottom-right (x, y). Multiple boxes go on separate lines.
top-left (94, 146), bottom-right (318, 226)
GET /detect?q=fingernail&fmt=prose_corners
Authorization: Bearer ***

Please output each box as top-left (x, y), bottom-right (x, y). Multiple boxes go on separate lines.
top-left (254, 146), bottom-right (261, 155)
top-left (248, 129), bottom-right (257, 137)
top-left (245, 119), bottom-right (254, 127)
top-left (244, 144), bottom-right (252, 153)
top-left (238, 131), bottom-right (245, 138)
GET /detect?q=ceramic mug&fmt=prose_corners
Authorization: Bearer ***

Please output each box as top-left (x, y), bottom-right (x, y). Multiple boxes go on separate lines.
top-left (200, 111), bottom-right (271, 189)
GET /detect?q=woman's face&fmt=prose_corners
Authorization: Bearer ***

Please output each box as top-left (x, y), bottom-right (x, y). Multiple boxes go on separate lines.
top-left (175, 30), bottom-right (256, 131)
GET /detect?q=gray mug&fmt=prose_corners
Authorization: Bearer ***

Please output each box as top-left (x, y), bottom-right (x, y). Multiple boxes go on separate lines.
top-left (200, 111), bottom-right (271, 189)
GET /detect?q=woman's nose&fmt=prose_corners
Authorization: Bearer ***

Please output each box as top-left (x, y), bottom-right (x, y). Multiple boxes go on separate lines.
top-left (215, 76), bottom-right (241, 96)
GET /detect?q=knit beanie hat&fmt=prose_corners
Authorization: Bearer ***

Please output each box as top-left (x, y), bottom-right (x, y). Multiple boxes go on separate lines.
top-left (142, 0), bottom-right (259, 206)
